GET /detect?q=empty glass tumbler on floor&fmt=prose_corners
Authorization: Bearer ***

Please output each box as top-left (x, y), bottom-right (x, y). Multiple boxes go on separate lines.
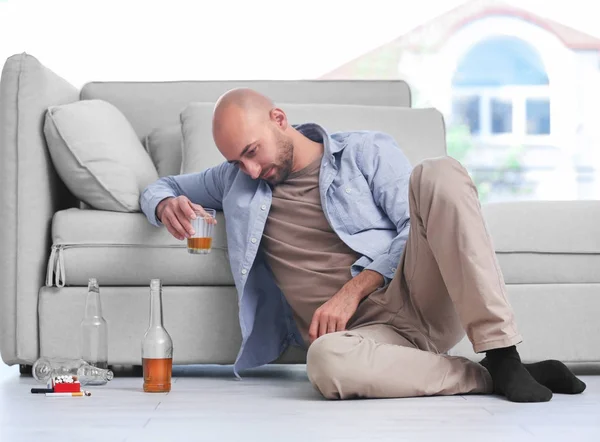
top-left (187, 208), bottom-right (216, 254)
top-left (142, 279), bottom-right (173, 393)
top-left (32, 357), bottom-right (114, 386)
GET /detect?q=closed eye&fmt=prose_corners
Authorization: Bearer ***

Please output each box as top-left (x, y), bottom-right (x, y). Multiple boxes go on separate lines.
top-left (228, 144), bottom-right (258, 166)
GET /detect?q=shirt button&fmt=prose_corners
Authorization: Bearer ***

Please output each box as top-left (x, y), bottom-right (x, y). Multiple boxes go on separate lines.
top-left (345, 187), bottom-right (351, 193)
top-left (390, 267), bottom-right (396, 272)
top-left (241, 269), bottom-right (248, 275)
top-left (260, 204), bottom-right (267, 211)
top-left (251, 238), bottom-right (257, 244)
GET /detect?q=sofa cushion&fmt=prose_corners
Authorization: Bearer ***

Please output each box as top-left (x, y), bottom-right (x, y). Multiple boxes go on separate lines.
top-left (44, 99), bottom-right (159, 212)
top-left (144, 124), bottom-right (183, 177)
top-left (46, 208), bottom-right (233, 287)
top-left (448, 283), bottom-right (600, 363)
top-left (180, 103), bottom-right (227, 174)
top-left (180, 103), bottom-right (446, 174)
top-left (483, 200), bottom-right (600, 284)
top-left (483, 200), bottom-right (600, 253)
top-left (39, 286), bottom-right (243, 364)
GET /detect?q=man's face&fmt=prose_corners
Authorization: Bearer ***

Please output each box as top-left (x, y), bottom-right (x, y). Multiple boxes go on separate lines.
top-left (215, 109), bottom-right (294, 185)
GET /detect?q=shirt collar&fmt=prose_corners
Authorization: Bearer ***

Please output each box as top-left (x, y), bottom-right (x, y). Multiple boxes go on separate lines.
top-left (293, 123), bottom-right (345, 156)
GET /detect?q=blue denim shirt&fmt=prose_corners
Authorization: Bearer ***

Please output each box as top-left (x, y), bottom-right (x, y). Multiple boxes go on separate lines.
top-left (140, 124), bottom-right (412, 377)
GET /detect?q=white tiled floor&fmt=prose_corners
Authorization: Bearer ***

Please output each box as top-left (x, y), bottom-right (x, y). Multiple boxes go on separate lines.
top-left (1, 362), bottom-right (599, 442)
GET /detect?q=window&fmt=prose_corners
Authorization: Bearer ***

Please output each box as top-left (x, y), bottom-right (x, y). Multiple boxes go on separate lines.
top-left (491, 98), bottom-right (513, 134)
top-left (451, 36), bottom-right (550, 139)
top-left (453, 36), bottom-right (549, 87)
top-left (526, 99), bottom-right (551, 135)
top-left (452, 96), bottom-right (480, 134)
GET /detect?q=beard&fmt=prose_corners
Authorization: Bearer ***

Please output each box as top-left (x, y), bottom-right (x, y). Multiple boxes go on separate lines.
top-left (264, 131), bottom-right (294, 185)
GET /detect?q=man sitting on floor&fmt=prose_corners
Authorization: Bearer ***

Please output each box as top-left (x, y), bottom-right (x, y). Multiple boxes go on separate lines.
top-left (141, 88), bottom-right (586, 402)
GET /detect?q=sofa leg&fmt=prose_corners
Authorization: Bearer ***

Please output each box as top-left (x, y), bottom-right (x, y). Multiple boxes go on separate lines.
top-left (19, 364), bottom-right (32, 375)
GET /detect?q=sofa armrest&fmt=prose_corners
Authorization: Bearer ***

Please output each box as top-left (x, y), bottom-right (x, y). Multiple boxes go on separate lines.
top-left (0, 53), bottom-right (79, 365)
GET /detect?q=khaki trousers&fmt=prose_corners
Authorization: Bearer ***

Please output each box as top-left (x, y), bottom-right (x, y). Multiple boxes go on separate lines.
top-left (306, 156), bottom-right (522, 399)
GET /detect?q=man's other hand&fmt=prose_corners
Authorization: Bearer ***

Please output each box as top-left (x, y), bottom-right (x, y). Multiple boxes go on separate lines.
top-left (308, 286), bottom-right (361, 344)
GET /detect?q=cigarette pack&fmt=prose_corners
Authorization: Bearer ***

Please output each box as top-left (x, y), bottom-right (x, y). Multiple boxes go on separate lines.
top-left (51, 376), bottom-right (81, 393)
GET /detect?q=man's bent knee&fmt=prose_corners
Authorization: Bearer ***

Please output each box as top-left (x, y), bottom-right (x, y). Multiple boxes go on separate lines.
top-left (412, 156), bottom-right (467, 183)
top-left (306, 332), bottom-right (358, 399)
top-left (410, 156), bottom-right (475, 198)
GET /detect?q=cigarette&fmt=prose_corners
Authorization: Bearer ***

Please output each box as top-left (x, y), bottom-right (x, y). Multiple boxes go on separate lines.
top-left (45, 392), bottom-right (84, 397)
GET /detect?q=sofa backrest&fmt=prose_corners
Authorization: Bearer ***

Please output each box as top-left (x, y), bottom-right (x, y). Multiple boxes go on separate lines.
top-left (80, 80), bottom-right (412, 139)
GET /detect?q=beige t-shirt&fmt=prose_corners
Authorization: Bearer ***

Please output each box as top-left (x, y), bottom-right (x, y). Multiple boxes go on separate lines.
top-left (261, 156), bottom-right (389, 344)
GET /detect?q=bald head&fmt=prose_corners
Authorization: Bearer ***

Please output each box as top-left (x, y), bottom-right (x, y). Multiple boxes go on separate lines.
top-left (212, 88), bottom-right (274, 136)
top-left (210, 88), bottom-right (295, 184)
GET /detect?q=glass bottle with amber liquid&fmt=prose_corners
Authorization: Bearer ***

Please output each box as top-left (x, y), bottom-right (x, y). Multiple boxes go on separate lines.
top-left (142, 279), bottom-right (173, 393)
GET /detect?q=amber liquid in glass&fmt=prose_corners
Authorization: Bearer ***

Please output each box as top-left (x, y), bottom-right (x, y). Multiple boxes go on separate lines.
top-left (142, 357), bottom-right (172, 393)
top-left (187, 237), bottom-right (212, 252)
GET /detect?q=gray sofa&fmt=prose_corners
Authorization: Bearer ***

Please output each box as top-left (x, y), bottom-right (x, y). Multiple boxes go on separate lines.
top-left (1, 53), bottom-right (599, 374)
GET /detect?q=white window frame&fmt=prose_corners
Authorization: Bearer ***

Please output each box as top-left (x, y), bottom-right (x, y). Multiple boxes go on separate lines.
top-left (453, 85), bottom-right (552, 146)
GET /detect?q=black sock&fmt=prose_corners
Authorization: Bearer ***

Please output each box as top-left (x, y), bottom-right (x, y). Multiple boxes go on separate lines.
top-left (523, 360), bottom-right (586, 394)
top-left (481, 357), bottom-right (587, 394)
top-left (481, 346), bottom-right (552, 402)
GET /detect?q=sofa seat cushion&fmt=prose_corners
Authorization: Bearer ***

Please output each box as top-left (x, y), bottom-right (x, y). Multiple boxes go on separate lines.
top-left (483, 201), bottom-right (600, 284)
top-left (46, 208), bottom-right (233, 287)
top-left (48, 200), bottom-right (600, 287)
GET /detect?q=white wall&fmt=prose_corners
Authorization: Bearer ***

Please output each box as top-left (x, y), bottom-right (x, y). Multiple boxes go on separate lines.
top-left (2, 0), bottom-right (598, 88)
top-left (0, 0), bottom-right (467, 88)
